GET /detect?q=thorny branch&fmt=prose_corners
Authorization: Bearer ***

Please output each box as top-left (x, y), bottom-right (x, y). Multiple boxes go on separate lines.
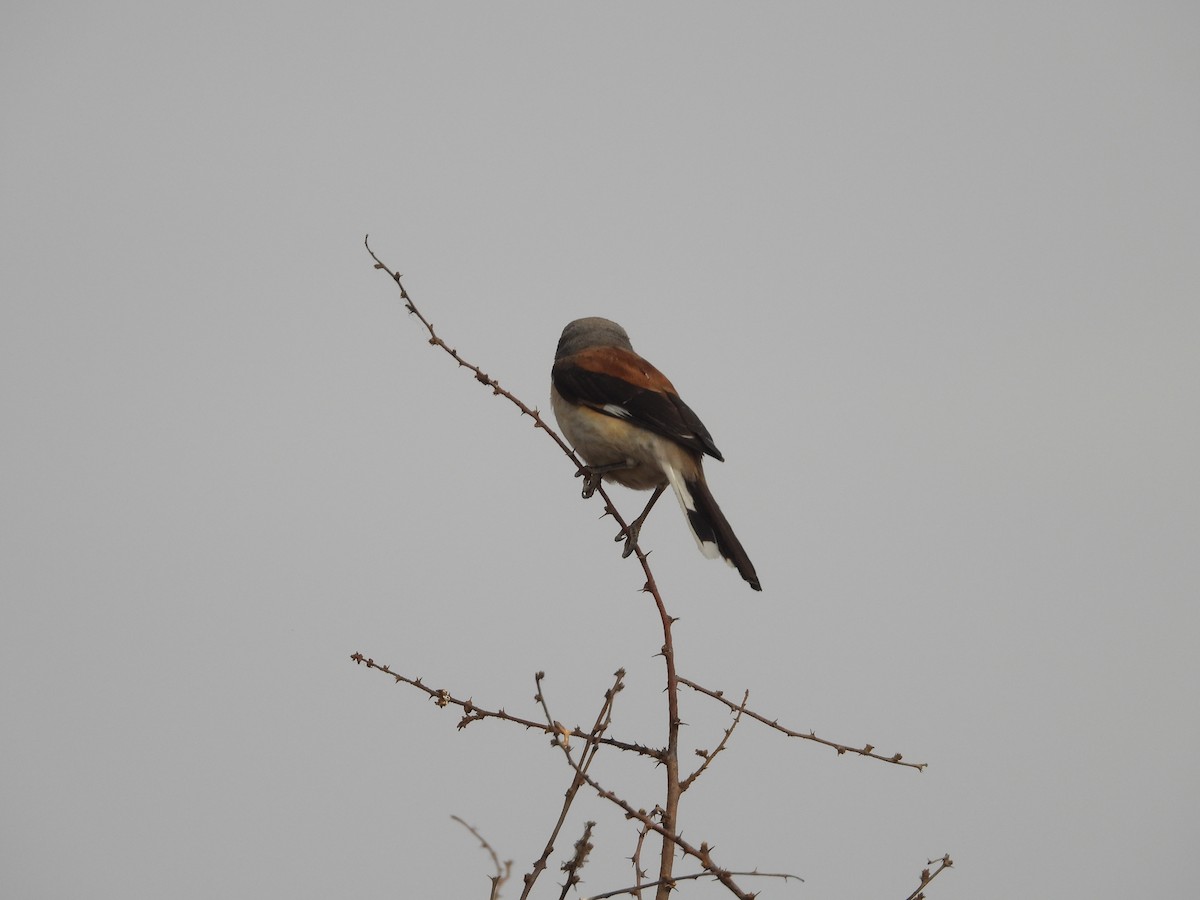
top-left (550, 747), bottom-right (766, 900)
top-left (558, 820), bottom-right (597, 900)
top-left (349, 654), bottom-right (655, 759)
top-left (903, 854), bottom-right (954, 900)
top-left (451, 815), bottom-right (512, 900)
top-left (584, 869), bottom-right (801, 900)
top-left (628, 822), bottom-right (653, 899)
top-left (521, 670), bottom-right (625, 900)
top-left (364, 236), bottom-right (580, 463)
top-left (680, 690), bottom-right (750, 793)
top-left (678, 676), bottom-right (928, 771)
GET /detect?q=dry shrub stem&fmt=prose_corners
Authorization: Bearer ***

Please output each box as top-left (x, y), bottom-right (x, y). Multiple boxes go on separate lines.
top-left (904, 855), bottom-right (955, 900)
top-left (349, 654), bottom-right (654, 759)
top-left (557, 820), bottom-right (597, 900)
top-left (452, 815), bottom-right (513, 900)
top-left (628, 823), bottom-right (653, 899)
top-left (520, 670), bottom-right (625, 900)
top-left (678, 677), bottom-right (927, 771)
top-left (359, 238), bottom-right (949, 899)
top-left (585, 869), bottom-right (800, 900)
top-left (680, 690), bottom-right (750, 793)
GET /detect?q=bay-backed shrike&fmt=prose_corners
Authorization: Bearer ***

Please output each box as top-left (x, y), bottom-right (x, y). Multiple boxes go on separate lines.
top-left (551, 317), bottom-right (761, 591)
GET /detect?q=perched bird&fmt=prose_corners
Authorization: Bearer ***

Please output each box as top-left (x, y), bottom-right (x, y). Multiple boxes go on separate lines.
top-left (551, 317), bottom-right (760, 591)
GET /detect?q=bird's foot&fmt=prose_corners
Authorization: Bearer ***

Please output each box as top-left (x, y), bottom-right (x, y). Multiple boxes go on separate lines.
top-left (614, 519), bottom-right (643, 558)
top-left (612, 483), bottom-right (666, 558)
top-left (574, 459), bottom-right (634, 499)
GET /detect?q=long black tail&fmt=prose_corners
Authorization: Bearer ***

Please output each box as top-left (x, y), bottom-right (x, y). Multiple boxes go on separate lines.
top-left (677, 472), bottom-right (762, 591)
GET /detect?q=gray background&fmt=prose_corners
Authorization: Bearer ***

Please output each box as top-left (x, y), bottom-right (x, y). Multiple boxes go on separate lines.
top-left (3, 3), bottom-right (1197, 898)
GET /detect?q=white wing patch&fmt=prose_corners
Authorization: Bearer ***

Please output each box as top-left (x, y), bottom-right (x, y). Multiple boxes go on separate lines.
top-left (602, 403), bottom-right (632, 418)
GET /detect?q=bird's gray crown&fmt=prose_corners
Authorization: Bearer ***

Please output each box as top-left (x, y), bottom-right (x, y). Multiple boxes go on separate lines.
top-left (556, 317), bottom-right (634, 358)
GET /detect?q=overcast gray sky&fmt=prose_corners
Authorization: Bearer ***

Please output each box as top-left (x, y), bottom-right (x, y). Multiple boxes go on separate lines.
top-left (3, 3), bottom-right (1198, 898)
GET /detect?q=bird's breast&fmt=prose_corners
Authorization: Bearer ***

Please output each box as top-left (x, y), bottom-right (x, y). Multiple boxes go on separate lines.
top-left (551, 389), bottom-right (687, 491)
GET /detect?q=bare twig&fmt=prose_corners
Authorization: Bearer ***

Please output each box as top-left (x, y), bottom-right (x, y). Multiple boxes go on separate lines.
top-left (452, 815), bottom-right (512, 900)
top-left (585, 869), bottom-right (801, 900)
top-left (521, 670), bottom-right (625, 899)
top-left (554, 749), bottom-right (759, 900)
top-left (558, 820), bottom-right (597, 900)
top-left (364, 238), bottom-right (657, 591)
top-left (680, 689), bottom-right (750, 793)
top-left (350, 654), bottom-right (655, 759)
top-left (678, 676), bottom-right (927, 771)
top-left (639, 568), bottom-right (682, 900)
top-left (902, 854), bottom-right (953, 900)
top-left (628, 821), bottom-right (652, 900)
top-left (365, 236), bottom-right (581, 462)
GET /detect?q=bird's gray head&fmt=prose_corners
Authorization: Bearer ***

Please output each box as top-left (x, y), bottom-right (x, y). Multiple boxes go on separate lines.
top-left (555, 317), bottom-right (634, 359)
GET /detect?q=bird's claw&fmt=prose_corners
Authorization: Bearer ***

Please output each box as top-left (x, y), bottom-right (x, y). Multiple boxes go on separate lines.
top-left (575, 459), bottom-right (634, 499)
top-left (577, 469), bottom-right (602, 499)
top-left (615, 521), bottom-right (642, 558)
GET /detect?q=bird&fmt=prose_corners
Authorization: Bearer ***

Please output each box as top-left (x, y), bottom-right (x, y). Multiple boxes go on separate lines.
top-left (551, 317), bottom-right (761, 591)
